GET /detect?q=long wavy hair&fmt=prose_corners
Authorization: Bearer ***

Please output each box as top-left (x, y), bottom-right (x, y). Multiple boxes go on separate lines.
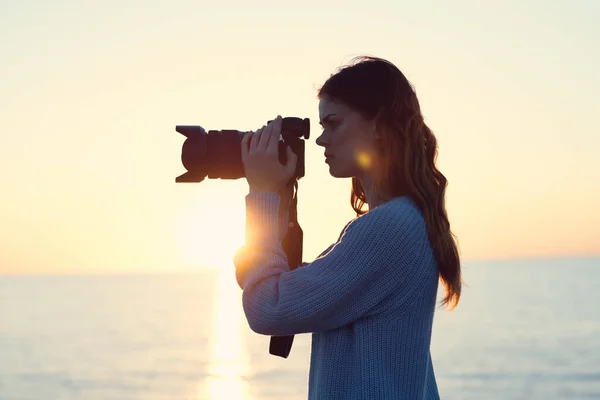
top-left (317, 56), bottom-right (462, 309)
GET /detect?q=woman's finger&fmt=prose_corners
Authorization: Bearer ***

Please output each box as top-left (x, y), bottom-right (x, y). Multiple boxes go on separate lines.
top-left (257, 120), bottom-right (275, 151)
top-left (267, 116), bottom-right (282, 153)
top-left (250, 126), bottom-right (265, 150)
top-left (241, 131), bottom-right (251, 161)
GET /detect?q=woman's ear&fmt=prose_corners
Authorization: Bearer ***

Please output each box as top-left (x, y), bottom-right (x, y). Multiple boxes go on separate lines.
top-left (372, 117), bottom-right (383, 139)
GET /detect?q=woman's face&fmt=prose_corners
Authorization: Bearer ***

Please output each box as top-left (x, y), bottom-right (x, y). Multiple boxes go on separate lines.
top-left (316, 96), bottom-right (380, 178)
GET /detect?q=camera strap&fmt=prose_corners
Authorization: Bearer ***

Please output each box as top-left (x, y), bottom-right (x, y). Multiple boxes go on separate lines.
top-left (269, 179), bottom-right (303, 358)
top-left (281, 180), bottom-right (303, 271)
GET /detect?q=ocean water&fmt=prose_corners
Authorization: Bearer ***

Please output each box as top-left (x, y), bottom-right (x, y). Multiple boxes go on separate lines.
top-left (1, 257), bottom-right (599, 400)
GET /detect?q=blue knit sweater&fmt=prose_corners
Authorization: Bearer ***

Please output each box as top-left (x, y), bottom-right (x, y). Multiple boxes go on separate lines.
top-left (234, 191), bottom-right (441, 399)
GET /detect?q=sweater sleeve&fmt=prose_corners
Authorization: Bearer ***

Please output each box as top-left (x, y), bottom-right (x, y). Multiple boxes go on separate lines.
top-left (234, 191), bottom-right (433, 335)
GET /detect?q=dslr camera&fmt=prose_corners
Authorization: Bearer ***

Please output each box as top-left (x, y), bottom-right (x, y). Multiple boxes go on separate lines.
top-left (174, 116), bottom-right (309, 359)
top-left (175, 117), bottom-right (310, 183)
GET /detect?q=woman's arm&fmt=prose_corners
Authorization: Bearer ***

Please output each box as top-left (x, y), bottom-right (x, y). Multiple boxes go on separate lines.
top-left (234, 191), bottom-right (435, 336)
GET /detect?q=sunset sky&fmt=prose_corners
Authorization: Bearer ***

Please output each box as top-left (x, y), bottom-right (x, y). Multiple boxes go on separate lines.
top-left (1, 1), bottom-right (599, 274)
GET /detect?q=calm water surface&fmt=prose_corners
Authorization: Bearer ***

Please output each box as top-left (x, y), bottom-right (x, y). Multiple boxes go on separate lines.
top-left (1, 257), bottom-right (599, 399)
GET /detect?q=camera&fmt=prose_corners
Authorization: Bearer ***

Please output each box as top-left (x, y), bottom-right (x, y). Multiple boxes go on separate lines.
top-left (174, 116), bottom-right (309, 358)
top-left (175, 117), bottom-right (310, 183)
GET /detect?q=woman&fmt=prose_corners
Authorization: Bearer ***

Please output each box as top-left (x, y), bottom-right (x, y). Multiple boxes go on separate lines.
top-left (234, 56), bottom-right (461, 399)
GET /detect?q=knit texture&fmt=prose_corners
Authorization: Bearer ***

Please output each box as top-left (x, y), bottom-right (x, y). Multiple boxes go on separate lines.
top-left (234, 191), bottom-right (441, 400)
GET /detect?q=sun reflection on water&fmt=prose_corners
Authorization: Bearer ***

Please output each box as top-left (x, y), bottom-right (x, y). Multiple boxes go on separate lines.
top-left (202, 268), bottom-right (252, 400)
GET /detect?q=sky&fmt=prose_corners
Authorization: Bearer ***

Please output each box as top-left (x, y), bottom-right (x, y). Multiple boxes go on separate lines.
top-left (1, 0), bottom-right (599, 274)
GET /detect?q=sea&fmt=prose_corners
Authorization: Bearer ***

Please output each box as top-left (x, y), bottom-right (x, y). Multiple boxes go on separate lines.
top-left (1, 256), bottom-right (599, 400)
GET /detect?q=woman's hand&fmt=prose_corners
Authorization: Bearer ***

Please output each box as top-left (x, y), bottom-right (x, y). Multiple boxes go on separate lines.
top-left (241, 115), bottom-right (298, 194)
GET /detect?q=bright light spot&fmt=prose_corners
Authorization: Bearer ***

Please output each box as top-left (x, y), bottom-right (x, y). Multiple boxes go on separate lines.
top-left (177, 199), bottom-right (246, 269)
top-left (355, 150), bottom-right (373, 169)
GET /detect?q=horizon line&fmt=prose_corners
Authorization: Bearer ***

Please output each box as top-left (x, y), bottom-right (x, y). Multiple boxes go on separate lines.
top-left (1, 253), bottom-right (598, 276)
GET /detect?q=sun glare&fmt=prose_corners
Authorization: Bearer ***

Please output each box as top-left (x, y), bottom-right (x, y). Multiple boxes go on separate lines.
top-left (355, 150), bottom-right (373, 169)
top-left (178, 201), bottom-right (246, 269)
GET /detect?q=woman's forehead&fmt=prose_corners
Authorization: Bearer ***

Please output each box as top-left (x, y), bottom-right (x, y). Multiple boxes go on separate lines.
top-left (319, 97), bottom-right (350, 117)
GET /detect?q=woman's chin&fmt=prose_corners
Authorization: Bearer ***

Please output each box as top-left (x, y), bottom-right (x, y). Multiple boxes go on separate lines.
top-left (328, 166), bottom-right (340, 178)
top-left (328, 165), bottom-right (351, 178)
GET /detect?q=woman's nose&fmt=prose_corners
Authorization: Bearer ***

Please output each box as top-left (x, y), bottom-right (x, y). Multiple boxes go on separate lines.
top-left (315, 132), bottom-right (328, 147)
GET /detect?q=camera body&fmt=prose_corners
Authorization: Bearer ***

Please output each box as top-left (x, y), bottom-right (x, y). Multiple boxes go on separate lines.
top-left (175, 117), bottom-right (310, 183)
